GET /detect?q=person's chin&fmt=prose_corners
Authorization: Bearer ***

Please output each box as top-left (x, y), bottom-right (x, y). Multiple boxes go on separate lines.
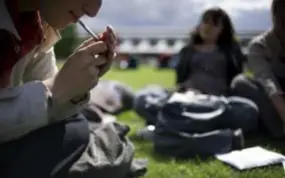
top-left (54, 22), bottom-right (73, 30)
top-left (201, 35), bottom-right (209, 41)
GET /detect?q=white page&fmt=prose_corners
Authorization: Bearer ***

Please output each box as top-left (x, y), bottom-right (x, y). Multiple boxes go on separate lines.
top-left (215, 146), bottom-right (285, 170)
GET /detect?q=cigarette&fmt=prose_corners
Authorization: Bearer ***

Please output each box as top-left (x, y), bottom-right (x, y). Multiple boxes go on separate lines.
top-left (70, 11), bottom-right (100, 40)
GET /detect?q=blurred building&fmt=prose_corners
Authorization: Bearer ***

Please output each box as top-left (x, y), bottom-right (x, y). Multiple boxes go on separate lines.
top-left (79, 26), bottom-right (264, 55)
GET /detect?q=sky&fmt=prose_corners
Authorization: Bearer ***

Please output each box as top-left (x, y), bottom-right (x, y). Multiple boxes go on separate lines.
top-left (79, 0), bottom-right (273, 32)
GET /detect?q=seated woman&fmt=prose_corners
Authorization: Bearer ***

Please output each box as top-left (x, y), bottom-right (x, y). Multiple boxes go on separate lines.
top-left (176, 7), bottom-right (245, 95)
top-left (232, 0), bottom-right (285, 138)
top-left (135, 7), bottom-right (246, 126)
top-left (134, 8), bottom-right (258, 145)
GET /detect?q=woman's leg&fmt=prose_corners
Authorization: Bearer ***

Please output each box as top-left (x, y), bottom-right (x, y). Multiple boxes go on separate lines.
top-left (0, 114), bottom-right (89, 178)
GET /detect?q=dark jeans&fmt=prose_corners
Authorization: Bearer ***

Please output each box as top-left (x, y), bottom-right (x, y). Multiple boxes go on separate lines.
top-left (0, 115), bottom-right (89, 178)
top-left (231, 74), bottom-right (285, 138)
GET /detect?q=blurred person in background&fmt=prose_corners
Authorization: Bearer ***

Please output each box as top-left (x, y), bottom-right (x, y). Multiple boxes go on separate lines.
top-left (84, 79), bottom-right (135, 118)
top-left (232, 0), bottom-right (285, 138)
top-left (134, 7), bottom-right (251, 140)
top-left (176, 7), bottom-right (245, 95)
top-left (0, 0), bottom-right (116, 177)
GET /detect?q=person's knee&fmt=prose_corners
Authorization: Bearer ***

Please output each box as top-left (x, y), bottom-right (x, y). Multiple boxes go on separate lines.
top-left (231, 74), bottom-right (258, 95)
top-left (231, 74), bottom-right (250, 89)
top-left (230, 98), bottom-right (259, 132)
top-left (65, 115), bottom-right (90, 149)
top-left (49, 116), bottom-right (90, 177)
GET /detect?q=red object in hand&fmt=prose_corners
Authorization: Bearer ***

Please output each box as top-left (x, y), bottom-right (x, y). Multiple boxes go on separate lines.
top-left (99, 31), bottom-right (110, 57)
top-left (70, 11), bottom-right (111, 58)
top-left (99, 31), bottom-right (107, 41)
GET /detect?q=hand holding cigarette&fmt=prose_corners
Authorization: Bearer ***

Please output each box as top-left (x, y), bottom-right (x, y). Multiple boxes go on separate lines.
top-left (71, 12), bottom-right (117, 76)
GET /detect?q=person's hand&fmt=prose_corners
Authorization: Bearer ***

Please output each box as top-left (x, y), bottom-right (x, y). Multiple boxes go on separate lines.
top-left (49, 41), bottom-right (108, 103)
top-left (98, 25), bottom-right (117, 76)
top-left (76, 25), bottom-right (117, 77)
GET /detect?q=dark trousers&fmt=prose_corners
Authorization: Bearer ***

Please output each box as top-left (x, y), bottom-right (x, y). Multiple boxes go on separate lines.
top-left (231, 74), bottom-right (285, 138)
top-left (0, 115), bottom-right (89, 178)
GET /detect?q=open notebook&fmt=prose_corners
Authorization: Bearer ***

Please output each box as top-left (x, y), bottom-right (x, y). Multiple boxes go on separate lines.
top-left (215, 146), bottom-right (285, 170)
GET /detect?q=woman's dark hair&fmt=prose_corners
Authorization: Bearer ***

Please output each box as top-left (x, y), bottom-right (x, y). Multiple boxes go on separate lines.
top-left (271, 0), bottom-right (285, 26)
top-left (272, 0), bottom-right (284, 15)
top-left (189, 7), bottom-right (236, 48)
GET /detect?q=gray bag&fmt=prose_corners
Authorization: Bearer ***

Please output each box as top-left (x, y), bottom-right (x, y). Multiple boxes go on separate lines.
top-left (69, 108), bottom-right (147, 178)
top-left (89, 80), bottom-right (135, 115)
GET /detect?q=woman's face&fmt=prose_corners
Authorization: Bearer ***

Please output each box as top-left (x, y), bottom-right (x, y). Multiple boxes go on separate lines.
top-left (199, 17), bottom-right (223, 42)
top-left (40, 0), bottom-right (102, 29)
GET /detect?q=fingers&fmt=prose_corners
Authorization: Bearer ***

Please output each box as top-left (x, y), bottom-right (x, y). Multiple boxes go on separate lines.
top-left (87, 65), bottom-right (100, 87)
top-left (107, 51), bottom-right (115, 62)
top-left (81, 41), bottom-right (107, 55)
top-left (75, 38), bottom-right (98, 51)
top-left (98, 64), bottom-right (110, 77)
top-left (75, 26), bottom-right (115, 78)
top-left (87, 53), bottom-right (113, 77)
top-left (88, 65), bottom-right (99, 77)
top-left (107, 25), bottom-right (116, 41)
top-left (98, 57), bottom-right (113, 77)
top-left (104, 26), bottom-right (117, 61)
top-left (106, 25), bottom-right (117, 48)
top-left (76, 25), bottom-right (116, 54)
top-left (94, 55), bottom-right (107, 66)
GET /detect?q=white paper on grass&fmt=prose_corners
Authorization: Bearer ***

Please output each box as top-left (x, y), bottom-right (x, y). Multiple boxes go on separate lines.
top-left (215, 146), bottom-right (285, 170)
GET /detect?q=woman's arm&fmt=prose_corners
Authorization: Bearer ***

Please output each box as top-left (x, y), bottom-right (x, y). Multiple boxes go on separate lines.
top-left (175, 46), bottom-right (192, 86)
top-left (247, 41), bottom-right (282, 96)
top-left (0, 48), bottom-right (87, 143)
top-left (233, 42), bottom-right (247, 72)
top-left (247, 40), bottom-right (285, 123)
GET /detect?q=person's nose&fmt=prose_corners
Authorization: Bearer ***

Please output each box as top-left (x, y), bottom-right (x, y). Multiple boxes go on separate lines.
top-left (83, 0), bottom-right (102, 17)
top-left (203, 24), bottom-right (211, 32)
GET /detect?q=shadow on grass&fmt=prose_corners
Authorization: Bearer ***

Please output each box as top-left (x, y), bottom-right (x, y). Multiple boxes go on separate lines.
top-left (129, 134), bottom-right (174, 162)
top-left (130, 134), bottom-right (218, 165)
top-left (245, 133), bottom-right (285, 153)
top-left (130, 131), bottom-right (285, 163)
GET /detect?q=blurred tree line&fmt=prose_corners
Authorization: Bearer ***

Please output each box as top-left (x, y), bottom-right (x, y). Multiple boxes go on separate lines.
top-left (54, 24), bottom-right (84, 59)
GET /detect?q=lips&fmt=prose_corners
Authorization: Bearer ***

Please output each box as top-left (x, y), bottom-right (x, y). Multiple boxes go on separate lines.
top-left (70, 11), bottom-right (80, 22)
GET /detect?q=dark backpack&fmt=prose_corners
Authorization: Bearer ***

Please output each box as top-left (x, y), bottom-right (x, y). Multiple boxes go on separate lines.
top-left (154, 92), bottom-right (259, 158)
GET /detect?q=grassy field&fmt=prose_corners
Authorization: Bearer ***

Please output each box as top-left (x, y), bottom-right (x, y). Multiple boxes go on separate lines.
top-left (58, 61), bottom-right (284, 178)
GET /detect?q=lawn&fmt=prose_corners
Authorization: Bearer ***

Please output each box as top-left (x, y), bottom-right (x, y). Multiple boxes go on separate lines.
top-left (58, 61), bottom-right (284, 178)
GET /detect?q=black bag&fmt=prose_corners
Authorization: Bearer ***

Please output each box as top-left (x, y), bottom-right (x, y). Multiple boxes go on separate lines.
top-left (154, 92), bottom-right (259, 158)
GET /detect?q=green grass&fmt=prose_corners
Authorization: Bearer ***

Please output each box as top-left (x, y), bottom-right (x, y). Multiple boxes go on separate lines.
top-left (58, 61), bottom-right (284, 178)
